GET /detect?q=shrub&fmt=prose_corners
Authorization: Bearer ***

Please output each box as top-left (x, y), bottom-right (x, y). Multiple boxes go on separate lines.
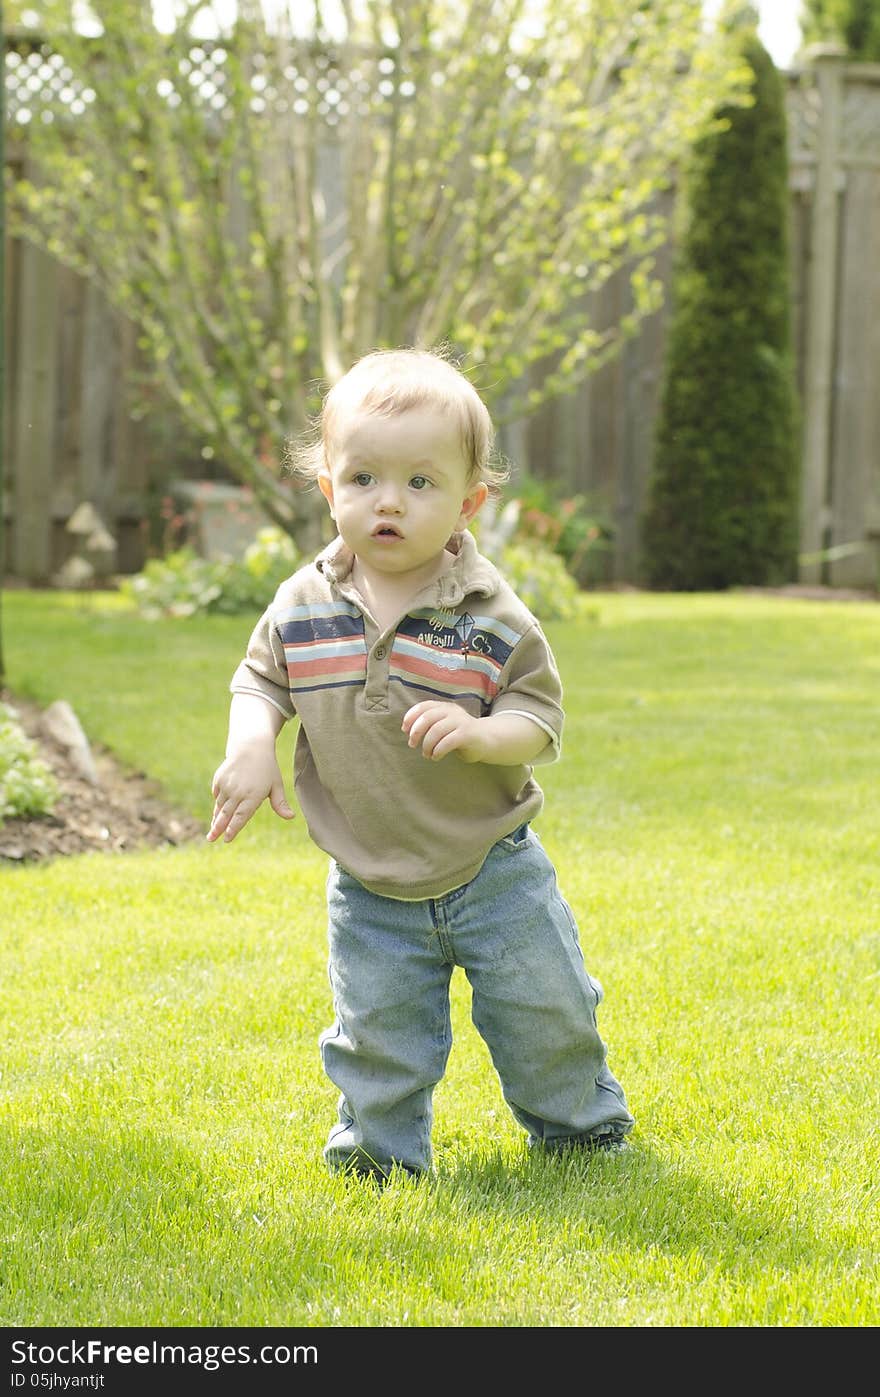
top-left (0, 704), bottom-right (59, 823)
top-left (122, 514), bottom-right (595, 626)
top-left (475, 498), bottom-right (598, 621)
top-left (500, 474), bottom-right (614, 587)
top-left (496, 541), bottom-right (597, 621)
top-left (642, 21), bottom-right (801, 590)
top-left (121, 527), bottom-right (301, 618)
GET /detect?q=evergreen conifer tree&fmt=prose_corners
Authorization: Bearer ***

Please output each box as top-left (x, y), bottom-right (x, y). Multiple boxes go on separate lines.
top-left (642, 20), bottom-right (801, 590)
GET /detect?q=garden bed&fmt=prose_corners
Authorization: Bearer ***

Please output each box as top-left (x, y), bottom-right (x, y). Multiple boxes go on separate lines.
top-left (0, 691), bottom-right (205, 864)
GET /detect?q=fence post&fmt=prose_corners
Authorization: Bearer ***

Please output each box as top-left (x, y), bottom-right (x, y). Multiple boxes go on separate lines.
top-left (799, 45), bottom-right (846, 583)
top-left (11, 234), bottom-right (58, 582)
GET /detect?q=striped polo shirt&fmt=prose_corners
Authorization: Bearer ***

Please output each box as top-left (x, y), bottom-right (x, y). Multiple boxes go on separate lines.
top-left (229, 530), bottom-right (564, 900)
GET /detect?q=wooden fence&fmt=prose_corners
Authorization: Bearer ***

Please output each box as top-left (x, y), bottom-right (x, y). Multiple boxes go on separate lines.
top-left (4, 42), bottom-right (880, 587)
top-left (517, 48), bottom-right (880, 589)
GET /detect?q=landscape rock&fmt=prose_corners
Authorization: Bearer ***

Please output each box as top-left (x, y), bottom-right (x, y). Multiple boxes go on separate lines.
top-left (41, 700), bottom-right (100, 785)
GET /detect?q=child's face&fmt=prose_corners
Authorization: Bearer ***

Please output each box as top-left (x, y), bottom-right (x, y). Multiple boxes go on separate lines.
top-left (318, 406), bottom-right (488, 580)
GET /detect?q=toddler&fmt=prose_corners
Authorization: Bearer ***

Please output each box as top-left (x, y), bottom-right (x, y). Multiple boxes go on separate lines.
top-left (208, 348), bottom-right (633, 1178)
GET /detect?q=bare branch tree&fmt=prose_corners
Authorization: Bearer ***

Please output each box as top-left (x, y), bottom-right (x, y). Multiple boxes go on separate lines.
top-left (7, 0), bottom-right (745, 535)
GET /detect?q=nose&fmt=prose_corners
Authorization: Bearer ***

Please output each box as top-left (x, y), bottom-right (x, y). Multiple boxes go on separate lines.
top-left (375, 484), bottom-right (404, 514)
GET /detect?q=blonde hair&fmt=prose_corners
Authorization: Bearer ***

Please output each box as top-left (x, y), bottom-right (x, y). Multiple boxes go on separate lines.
top-left (286, 347), bottom-right (509, 493)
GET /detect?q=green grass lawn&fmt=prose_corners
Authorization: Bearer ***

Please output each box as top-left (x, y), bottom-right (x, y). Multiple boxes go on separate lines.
top-left (1, 587), bottom-right (878, 1327)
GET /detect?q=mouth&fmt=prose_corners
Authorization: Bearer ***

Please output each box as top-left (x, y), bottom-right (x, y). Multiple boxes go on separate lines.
top-left (372, 524), bottom-right (403, 540)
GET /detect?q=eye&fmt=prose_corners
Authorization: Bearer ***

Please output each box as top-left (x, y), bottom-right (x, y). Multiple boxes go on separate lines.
top-left (352, 472), bottom-right (374, 487)
top-left (409, 475), bottom-right (431, 490)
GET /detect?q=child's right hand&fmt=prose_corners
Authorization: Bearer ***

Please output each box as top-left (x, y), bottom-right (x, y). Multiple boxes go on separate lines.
top-left (207, 744), bottom-right (295, 844)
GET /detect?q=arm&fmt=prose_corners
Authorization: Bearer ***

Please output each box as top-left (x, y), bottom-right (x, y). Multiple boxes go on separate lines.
top-left (402, 615), bottom-right (563, 766)
top-left (207, 693), bottom-right (295, 843)
top-left (401, 703), bottom-right (551, 765)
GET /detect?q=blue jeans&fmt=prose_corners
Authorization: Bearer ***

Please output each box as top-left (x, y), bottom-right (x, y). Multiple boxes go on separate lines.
top-left (320, 825), bottom-right (634, 1175)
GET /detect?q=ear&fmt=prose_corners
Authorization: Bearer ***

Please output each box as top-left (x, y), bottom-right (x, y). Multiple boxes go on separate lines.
top-left (317, 471), bottom-right (336, 518)
top-left (456, 481), bottom-right (489, 531)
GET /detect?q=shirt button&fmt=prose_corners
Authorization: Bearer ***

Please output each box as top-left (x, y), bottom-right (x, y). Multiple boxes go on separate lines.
top-left (374, 645), bottom-right (387, 659)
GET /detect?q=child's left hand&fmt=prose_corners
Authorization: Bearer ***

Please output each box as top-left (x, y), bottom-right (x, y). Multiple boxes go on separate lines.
top-left (402, 701), bottom-right (484, 762)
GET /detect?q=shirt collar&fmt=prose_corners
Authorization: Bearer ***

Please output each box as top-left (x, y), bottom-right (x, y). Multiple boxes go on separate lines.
top-left (316, 530), bottom-right (501, 607)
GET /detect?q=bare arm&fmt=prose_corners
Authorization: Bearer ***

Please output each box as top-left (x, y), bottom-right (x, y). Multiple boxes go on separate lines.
top-left (207, 693), bottom-right (295, 843)
top-left (401, 702), bottom-right (551, 765)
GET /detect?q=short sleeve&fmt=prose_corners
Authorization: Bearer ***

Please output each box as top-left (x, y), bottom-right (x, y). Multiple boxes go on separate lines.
top-left (490, 622), bottom-right (564, 764)
top-left (229, 606), bottom-right (296, 721)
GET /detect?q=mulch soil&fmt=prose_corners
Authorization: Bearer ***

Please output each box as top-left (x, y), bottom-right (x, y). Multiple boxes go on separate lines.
top-left (0, 690), bottom-right (205, 865)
